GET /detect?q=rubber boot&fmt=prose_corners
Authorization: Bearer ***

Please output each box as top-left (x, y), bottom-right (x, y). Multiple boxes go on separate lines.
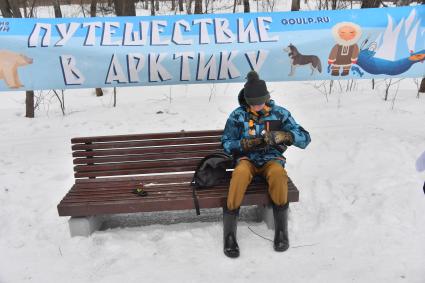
top-left (223, 207), bottom-right (240, 258)
top-left (273, 202), bottom-right (289, 252)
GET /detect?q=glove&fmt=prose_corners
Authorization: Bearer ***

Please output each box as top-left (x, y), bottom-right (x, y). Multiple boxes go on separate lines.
top-left (240, 138), bottom-right (264, 152)
top-left (263, 131), bottom-right (293, 146)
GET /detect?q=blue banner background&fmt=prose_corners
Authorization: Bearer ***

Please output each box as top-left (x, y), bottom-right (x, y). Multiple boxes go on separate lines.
top-left (0, 5), bottom-right (423, 91)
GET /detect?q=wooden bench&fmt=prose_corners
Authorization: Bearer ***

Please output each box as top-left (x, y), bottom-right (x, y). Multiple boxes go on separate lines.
top-left (57, 129), bottom-right (299, 236)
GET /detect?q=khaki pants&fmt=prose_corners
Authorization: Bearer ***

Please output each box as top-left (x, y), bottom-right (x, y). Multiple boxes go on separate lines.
top-left (226, 159), bottom-right (288, 210)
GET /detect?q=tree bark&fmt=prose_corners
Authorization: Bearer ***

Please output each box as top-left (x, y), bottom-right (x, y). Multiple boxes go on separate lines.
top-left (25, 90), bottom-right (35, 118)
top-left (150, 0), bottom-right (155, 15)
top-left (186, 0), bottom-right (193, 14)
top-left (52, 0), bottom-right (62, 18)
top-left (361, 0), bottom-right (380, 8)
top-left (419, 78), bottom-right (425, 93)
top-left (291, 0), bottom-right (300, 11)
top-left (178, 0), bottom-right (183, 12)
top-left (9, 0), bottom-right (21, 17)
top-left (243, 0), bottom-right (250, 12)
top-left (194, 0), bottom-right (202, 14)
top-left (171, 0), bottom-right (175, 11)
top-left (114, 0), bottom-right (135, 16)
top-left (0, 0), bottom-right (13, 17)
top-left (90, 0), bottom-right (97, 17)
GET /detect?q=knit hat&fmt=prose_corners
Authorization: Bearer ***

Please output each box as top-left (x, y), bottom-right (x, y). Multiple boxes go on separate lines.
top-left (243, 71), bottom-right (270, 106)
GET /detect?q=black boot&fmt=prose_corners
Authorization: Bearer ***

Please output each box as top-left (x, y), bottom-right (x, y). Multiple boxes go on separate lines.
top-left (273, 203), bottom-right (289, 252)
top-left (223, 207), bottom-right (240, 258)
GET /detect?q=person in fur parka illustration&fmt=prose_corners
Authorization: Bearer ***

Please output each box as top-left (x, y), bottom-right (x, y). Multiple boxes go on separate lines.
top-left (328, 22), bottom-right (362, 76)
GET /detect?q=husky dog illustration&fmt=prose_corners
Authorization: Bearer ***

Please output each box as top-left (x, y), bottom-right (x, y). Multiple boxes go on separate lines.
top-left (283, 44), bottom-right (322, 76)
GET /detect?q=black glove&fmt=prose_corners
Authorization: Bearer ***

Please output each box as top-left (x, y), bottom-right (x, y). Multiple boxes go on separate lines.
top-left (263, 131), bottom-right (293, 146)
top-left (240, 138), bottom-right (264, 152)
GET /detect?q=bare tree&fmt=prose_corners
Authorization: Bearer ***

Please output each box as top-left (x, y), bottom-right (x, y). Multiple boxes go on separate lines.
top-left (90, 0), bottom-right (97, 16)
top-left (52, 0), bottom-right (62, 18)
top-left (419, 79), bottom-right (425, 97)
top-left (150, 0), bottom-right (155, 15)
top-left (194, 0), bottom-right (202, 14)
top-left (113, 0), bottom-right (135, 16)
top-left (0, 0), bottom-right (13, 17)
top-left (89, 0), bottom-right (104, 97)
top-left (243, 0), bottom-right (250, 12)
top-left (186, 0), bottom-right (193, 14)
top-left (361, 0), bottom-right (380, 8)
top-left (291, 0), bottom-right (300, 11)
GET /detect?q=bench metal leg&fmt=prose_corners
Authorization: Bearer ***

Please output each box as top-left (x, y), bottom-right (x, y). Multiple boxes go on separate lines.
top-left (68, 216), bottom-right (103, 237)
top-left (256, 204), bottom-right (274, 230)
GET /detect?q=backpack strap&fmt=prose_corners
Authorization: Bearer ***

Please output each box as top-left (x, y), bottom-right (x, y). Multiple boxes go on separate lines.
top-left (191, 185), bottom-right (201, 216)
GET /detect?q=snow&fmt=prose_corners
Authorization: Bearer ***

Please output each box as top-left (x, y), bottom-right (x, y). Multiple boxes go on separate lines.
top-left (1, 1), bottom-right (425, 282)
top-left (0, 79), bottom-right (425, 283)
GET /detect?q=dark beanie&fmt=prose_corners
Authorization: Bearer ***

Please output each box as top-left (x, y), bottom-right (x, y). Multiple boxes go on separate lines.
top-left (243, 71), bottom-right (270, 106)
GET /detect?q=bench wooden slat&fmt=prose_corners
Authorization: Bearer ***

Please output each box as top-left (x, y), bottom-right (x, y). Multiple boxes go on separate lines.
top-left (74, 158), bottom-right (202, 172)
top-left (72, 144), bottom-right (222, 158)
top-left (73, 150), bottom-right (223, 165)
top-left (74, 173), bottom-right (195, 184)
top-left (58, 189), bottom-right (298, 217)
top-left (71, 130), bottom-right (224, 144)
top-left (74, 166), bottom-right (197, 178)
top-left (71, 136), bottom-right (221, 150)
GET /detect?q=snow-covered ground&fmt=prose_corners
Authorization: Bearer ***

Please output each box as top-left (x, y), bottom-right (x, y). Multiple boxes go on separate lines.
top-left (0, 78), bottom-right (425, 283)
top-left (1, 1), bottom-right (425, 282)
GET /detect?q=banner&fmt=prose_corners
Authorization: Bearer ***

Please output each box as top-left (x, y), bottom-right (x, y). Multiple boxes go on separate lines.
top-left (0, 5), bottom-right (424, 91)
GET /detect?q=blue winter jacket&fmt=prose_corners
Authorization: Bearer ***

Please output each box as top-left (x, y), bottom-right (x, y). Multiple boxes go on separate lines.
top-left (221, 92), bottom-right (311, 167)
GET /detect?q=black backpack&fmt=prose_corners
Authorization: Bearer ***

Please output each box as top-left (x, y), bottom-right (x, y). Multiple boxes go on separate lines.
top-left (191, 153), bottom-right (233, 215)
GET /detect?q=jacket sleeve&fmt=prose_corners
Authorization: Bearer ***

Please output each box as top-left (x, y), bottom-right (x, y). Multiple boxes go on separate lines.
top-left (221, 113), bottom-right (243, 155)
top-left (281, 112), bottom-right (311, 149)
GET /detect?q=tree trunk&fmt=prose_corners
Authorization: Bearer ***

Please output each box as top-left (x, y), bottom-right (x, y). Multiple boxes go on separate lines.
top-left (150, 0), bottom-right (155, 15)
top-left (95, 87), bottom-right (104, 97)
top-left (331, 0), bottom-right (337, 9)
top-left (194, 0), bottom-right (202, 14)
top-left (155, 0), bottom-right (159, 11)
top-left (0, 0), bottom-right (13, 17)
top-left (291, 0), bottom-right (300, 11)
top-left (114, 0), bottom-right (135, 16)
top-left (88, 0), bottom-right (104, 97)
top-left (419, 78), bottom-right (425, 93)
top-left (361, 0), bottom-right (380, 8)
top-left (9, 0), bottom-right (21, 18)
top-left (243, 0), bottom-right (250, 12)
top-left (90, 0), bottom-right (97, 17)
top-left (396, 0), bottom-right (410, 5)
top-left (233, 0), bottom-right (236, 13)
top-left (171, 0), bottom-right (175, 11)
top-left (186, 0), bottom-right (193, 14)
top-left (178, 0), bottom-right (183, 12)
top-left (52, 0), bottom-right (62, 18)
top-left (25, 91), bottom-right (35, 118)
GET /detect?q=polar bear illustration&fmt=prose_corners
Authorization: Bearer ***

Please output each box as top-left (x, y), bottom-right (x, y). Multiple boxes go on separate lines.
top-left (0, 50), bottom-right (33, 88)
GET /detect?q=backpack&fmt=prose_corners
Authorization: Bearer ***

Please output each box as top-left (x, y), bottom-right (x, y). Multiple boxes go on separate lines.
top-left (191, 153), bottom-right (234, 215)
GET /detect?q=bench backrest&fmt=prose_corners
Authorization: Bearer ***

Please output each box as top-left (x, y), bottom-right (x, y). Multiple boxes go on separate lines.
top-left (71, 130), bottom-right (224, 179)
